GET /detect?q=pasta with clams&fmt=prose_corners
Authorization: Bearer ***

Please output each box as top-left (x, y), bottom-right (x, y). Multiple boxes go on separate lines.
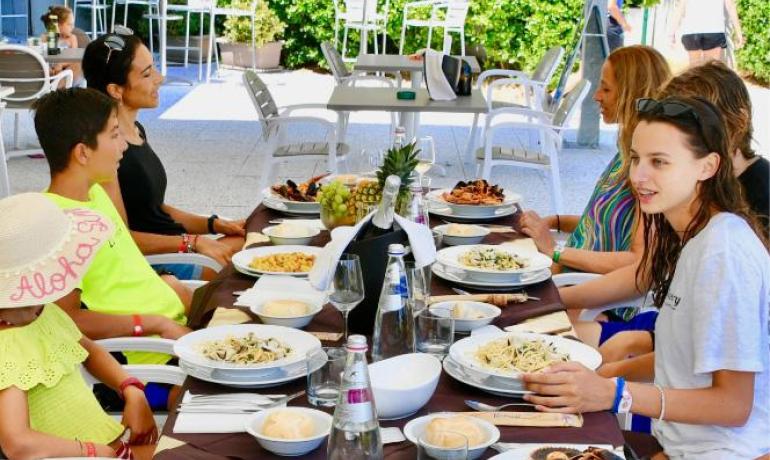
top-left (474, 337), bottom-right (568, 373)
top-left (200, 333), bottom-right (292, 364)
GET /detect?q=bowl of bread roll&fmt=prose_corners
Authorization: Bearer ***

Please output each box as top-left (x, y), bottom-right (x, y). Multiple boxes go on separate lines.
top-left (245, 407), bottom-right (332, 456)
top-left (249, 293), bottom-right (326, 329)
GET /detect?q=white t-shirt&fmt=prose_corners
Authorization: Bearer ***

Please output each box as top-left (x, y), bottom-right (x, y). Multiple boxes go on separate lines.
top-left (653, 213), bottom-right (770, 459)
top-left (681, 0), bottom-right (726, 35)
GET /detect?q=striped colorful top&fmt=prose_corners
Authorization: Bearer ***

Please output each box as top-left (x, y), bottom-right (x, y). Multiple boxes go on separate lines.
top-left (567, 152), bottom-right (637, 253)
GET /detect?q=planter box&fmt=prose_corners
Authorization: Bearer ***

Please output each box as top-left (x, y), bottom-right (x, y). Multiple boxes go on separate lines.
top-left (167, 35), bottom-right (213, 63)
top-left (219, 41), bottom-right (283, 70)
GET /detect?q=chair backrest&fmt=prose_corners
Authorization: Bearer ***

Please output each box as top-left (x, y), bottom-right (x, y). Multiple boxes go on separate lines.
top-left (531, 46), bottom-right (564, 84)
top-left (0, 45), bottom-right (50, 108)
top-left (321, 41), bottom-right (351, 83)
top-left (343, 0), bottom-right (379, 22)
top-left (552, 78), bottom-right (590, 128)
top-left (243, 70), bottom-right (279, 134)
top-left (442, 1), bottom-right (469, 28)
top-left (73, 28), bottom-right (91, 48)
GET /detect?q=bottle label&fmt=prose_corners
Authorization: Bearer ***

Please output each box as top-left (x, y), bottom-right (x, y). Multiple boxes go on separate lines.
top-left (339, 388), bottom-right (375, 424)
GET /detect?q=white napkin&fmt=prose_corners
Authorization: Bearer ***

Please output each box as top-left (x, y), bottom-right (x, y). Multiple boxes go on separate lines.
top-left (235, 275), bottom-right (326, 308)
top-left (424, 49), bottom-right (457, 101)
top-left (172, 393), bottom-right (252, 434)
top-left (309, 212), bottom-right (437, 291)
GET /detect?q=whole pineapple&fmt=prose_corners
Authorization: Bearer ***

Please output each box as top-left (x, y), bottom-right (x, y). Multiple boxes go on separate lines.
top-left (348, 142), bottom-right (420, 214)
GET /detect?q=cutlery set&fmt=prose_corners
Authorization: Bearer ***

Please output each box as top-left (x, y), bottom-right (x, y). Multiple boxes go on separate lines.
top-left (177, 391), bottom-right (306, 414)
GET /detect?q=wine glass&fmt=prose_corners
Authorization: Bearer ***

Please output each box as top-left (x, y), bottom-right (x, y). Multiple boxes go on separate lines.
top-left (328, 254), bottom-right (365, 339)
top-left (414, 136), bottom-right (436, 183)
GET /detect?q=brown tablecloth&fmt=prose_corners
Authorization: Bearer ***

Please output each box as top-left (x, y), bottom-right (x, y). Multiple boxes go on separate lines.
top-left (158, 205), bottom-right (625, 459)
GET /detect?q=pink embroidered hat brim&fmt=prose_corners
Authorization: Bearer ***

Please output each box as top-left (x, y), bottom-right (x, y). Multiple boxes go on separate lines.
top-left (0, 193), bottom-right (114, 309)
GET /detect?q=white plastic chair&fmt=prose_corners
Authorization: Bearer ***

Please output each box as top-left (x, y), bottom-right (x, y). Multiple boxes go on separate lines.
top-left (552, 272), bottom-right (648, 322)
top-left (465, 46), bottom-right (564, 162)
top-left (0, 45), bottom-right (73, 193)
top-left (111, 0), bottom-right (158, 52)
top-left (73, 0), bottom-right (111, 39)
top-left (336, 0), bottom-right (389, 62)
top-left (243, 70), bottom-right (349, 195)
top-left (399, 0), bottom-right (468, 55)
top-left (475, 79), bottom-right (590, 214)
top-left (205, 0), bottom-right (257, 81)
top-left (165, 0), bottom-right (211, 80)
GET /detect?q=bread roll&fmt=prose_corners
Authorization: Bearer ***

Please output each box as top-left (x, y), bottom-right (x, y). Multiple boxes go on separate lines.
top-left (261, 411), bottom-right (315, 439)
top-left (272, 223), bottom-right (312, 238)
top-left (262, 299), bottom-right (309, 317)
top-left (423, 416), bottom-right (486, 448)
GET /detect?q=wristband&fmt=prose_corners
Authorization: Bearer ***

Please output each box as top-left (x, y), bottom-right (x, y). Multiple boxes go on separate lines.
top-left (611, 377), bottom-right (625, 413)
top-left (552, 249), bottom-right (561, 263)
top-left (84, 441), bottom-right (96, 457)
top-left (178, 234), bottom-right (188, 253)
top-left (207, 214), bottom-right (219, 234)
top-left (131, 314), bottom-right (144, 337)
top-left (119, 376), bottom-right (146, 399)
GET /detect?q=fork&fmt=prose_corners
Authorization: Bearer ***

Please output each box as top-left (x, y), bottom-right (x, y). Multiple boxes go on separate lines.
top-left (178, 391), bottom-right (305, 413)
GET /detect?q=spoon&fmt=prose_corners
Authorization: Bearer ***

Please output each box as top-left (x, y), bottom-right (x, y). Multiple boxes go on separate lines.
top-left (464, 399), bottom-right (534, 411)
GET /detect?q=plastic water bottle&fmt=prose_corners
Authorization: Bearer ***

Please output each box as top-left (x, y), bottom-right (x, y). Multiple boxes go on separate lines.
top-left (371, 244), bottom-right (415, 362)
top-left (327, 335), bottom-right (384, 460)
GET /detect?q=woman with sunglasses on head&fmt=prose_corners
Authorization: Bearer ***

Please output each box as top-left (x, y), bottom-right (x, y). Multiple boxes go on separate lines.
top-left (524, 96), bottom-right (770, 459)
top-left (82, 29), bottom-right (246, 281)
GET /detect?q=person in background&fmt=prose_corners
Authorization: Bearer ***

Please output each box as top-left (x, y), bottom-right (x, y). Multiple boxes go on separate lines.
top-left (0, 193), bottom-right (157, 460)
top-left (669, 0), bottom-right (744, 68)
top-left (33, 88), bottom-right (190, 411)
top-left (519, 46), bottom-right (671, 278)
top-left (40, 6), bottom-right (83, 83)
top-left (82, 29), bottom-right (245, 281)
top-left (525, 96), bottom-right (769, 459)
top-left (607, 0), bottom-right (631, 51)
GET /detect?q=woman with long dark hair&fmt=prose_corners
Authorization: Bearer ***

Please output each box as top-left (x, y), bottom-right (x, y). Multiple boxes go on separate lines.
top-left (525, 96), bottom-right (769, 458)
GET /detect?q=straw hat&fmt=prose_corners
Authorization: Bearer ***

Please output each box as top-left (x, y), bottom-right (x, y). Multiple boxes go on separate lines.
top-left (0, 193), bottom-right (114, 309)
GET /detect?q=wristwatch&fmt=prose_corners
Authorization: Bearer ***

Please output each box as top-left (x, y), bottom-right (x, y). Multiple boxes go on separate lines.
top-left (618, 384), bottom-right (633, 414)
top-left (552, 242), bottom-right (565, 263)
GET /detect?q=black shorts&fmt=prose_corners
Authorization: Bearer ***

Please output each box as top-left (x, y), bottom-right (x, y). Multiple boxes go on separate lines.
top-left (681, 33), bottom-right (727, 51)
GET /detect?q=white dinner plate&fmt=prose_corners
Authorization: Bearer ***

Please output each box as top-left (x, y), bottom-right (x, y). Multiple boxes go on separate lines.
top-left (436, 245), bottom-right (553, 282)
top-left (180, 359), bottom-right (308, 389)
top-left (261, 188), bottom-right (321, 215)
top-left (428, 202), bottom-right (519, 223)
top-left (432, 263), bottom-right (551, 290)
top-left (449, 332), bottom-right (602, 381)
top-left (488, 444), bottom-right (616, 460)
top-left (427, 189), bottom-right (521, 218)
top-left (442, 356), bottom-right (532, 396)
top-left (232, 245), bottom-right (323, 277)
top-left (173, 324), bottom-right (321, 372)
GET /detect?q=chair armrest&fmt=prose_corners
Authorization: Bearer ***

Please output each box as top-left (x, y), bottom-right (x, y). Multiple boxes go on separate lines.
top-left (182, 279), bottom-right (208, 290)
top-left (122, 364), bottom-right (187, 385)
top-left (485, 107), bottom-right (555, 128)
top-left (552, 273), bottom-right (646, 322)
top-left (551, 272), bottom-right (601, 287)
top-left (146, 253), bottom-right (223, 272)
top-left (278, 103), bottom-right (334, 114)
top-left (49, 68), bottom-right (74, 90)
top-left (476, 69), bottom-right (531, 88)
top-left (96, 337), bottom-right (177, 355)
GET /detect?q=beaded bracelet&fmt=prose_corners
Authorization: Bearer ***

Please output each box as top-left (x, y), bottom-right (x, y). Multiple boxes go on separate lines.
top-left (654, 383), bottom-right (666, 420)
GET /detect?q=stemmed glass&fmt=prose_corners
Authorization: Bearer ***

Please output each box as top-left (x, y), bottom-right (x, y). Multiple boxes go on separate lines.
top-left (328, 254), bottom-right (365, 340)
top-left (414, 136), bottom-right (437, 183)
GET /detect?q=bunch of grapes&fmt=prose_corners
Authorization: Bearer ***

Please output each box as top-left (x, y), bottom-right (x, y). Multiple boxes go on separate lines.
top-left (316, 181), bottom-right (351, 218)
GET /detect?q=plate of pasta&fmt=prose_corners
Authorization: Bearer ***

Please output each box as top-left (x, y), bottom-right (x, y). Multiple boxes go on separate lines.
top-left (436, 245), bottom-right (552, 282)
top-left (233, 245), bottom-right (323, 277)
top-left (449, 332), bottom-right (602, 380)
top-left (174, 324), bottom-right (322, 372)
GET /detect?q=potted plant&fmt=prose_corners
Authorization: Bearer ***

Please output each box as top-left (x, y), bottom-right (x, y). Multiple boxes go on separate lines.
top-left (219, 0), bottom-right (286, 69)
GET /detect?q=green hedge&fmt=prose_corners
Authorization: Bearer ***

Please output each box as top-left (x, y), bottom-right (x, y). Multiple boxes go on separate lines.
top-left (736, 0), bottom-right (770, 85)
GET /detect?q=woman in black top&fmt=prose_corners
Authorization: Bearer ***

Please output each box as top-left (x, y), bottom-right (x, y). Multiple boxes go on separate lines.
top-left (82, 30), bottom-right (245, 279)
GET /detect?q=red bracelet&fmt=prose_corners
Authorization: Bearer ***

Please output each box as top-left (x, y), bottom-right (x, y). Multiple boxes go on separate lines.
top-left (119, 377), bottom-right (146, 399)
top-left (131, 314), bottom-right (144, 337)
top-left (84, 441), bottom-right (96, 457)
top-left (178, 234), bottom-right (188, 253)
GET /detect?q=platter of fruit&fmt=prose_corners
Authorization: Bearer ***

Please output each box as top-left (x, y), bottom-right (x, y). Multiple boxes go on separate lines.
top-left (317, 143), bottom-right (420, 229)
top-left (262, 175), bottom-right (328, 215)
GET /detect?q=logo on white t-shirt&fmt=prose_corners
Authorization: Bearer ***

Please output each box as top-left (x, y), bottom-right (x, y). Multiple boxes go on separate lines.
top-left (664, 292), bottom-right (682, 310)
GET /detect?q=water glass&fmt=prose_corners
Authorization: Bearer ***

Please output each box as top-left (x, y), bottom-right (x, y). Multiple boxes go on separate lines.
top-left (306, 347), bottom-right (346, 407)
top-left (432, 229), bottom-right (443, 249)
top-left (328, 254), bottom-right (365, 339)
top-left (406, 261), bottom-right (430, 316)
top-left (416, 309), bottom-right (454, 361)
top-left (418, 431), bottom-right (468, 460)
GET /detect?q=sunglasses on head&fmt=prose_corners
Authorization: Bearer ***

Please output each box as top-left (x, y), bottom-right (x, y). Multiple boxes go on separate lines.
top-left (636, 98), bottom-right (701, 123)
top-left (103, 25), bottom-right (134, 65)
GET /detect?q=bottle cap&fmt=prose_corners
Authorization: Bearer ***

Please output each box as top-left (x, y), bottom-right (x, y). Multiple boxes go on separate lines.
top-left (387, 243), bottom-right (405, 255)
top-left (346, 334), bottom-right (368, 352)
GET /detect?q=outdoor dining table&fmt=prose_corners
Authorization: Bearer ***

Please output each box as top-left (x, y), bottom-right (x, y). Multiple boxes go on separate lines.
top-left (42, 47), bottom-right (84, 64)
top-left (327, 86), bottom-right (487, 142)
top-left (155, 202), bottom-right (626, 459)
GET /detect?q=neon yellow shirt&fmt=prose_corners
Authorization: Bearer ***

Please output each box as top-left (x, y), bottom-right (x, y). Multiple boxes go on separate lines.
top-left (46, 184), bottom-right (187, 364)
top-left (0, 304), bottom-right (125, 444)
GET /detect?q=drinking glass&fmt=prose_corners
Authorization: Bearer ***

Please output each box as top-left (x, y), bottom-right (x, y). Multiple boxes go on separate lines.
top-left (417, 431), bottom-right (468, 460)
top-left (415, 309), bottom-right (454, 361)
top-left (406, 261), bottom-right (430, 316)
top-left (432, 229), bottom-right (443, 249)
top-left (306, 347), bottom-right (346, 407)
top-left (328, 254), bottom-right (365, 339)
top-left (414, 136), bottom-right (437, 183)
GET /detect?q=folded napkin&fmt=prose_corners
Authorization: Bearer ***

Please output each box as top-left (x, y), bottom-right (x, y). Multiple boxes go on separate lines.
top-left (235, 275), bottom-right (327, 309)
top-left (500, 238), bottom-right (539, 255)
top-left (463, 411), bottom-right (583, 427)
top-left (173, 393), bottom-right (253, 434)
top-left (243, 232), bottom-right (270, 249)
top-left (424, 49), bottom-right (457, 101)
top-left (309, 211), bottom-right (436, 290)
top-left (505, 311), bottom-right (573, 335)
top-left (154, 435), bottom-right (187, 454)
top-left (208, 307), bottom-right (253, 327)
